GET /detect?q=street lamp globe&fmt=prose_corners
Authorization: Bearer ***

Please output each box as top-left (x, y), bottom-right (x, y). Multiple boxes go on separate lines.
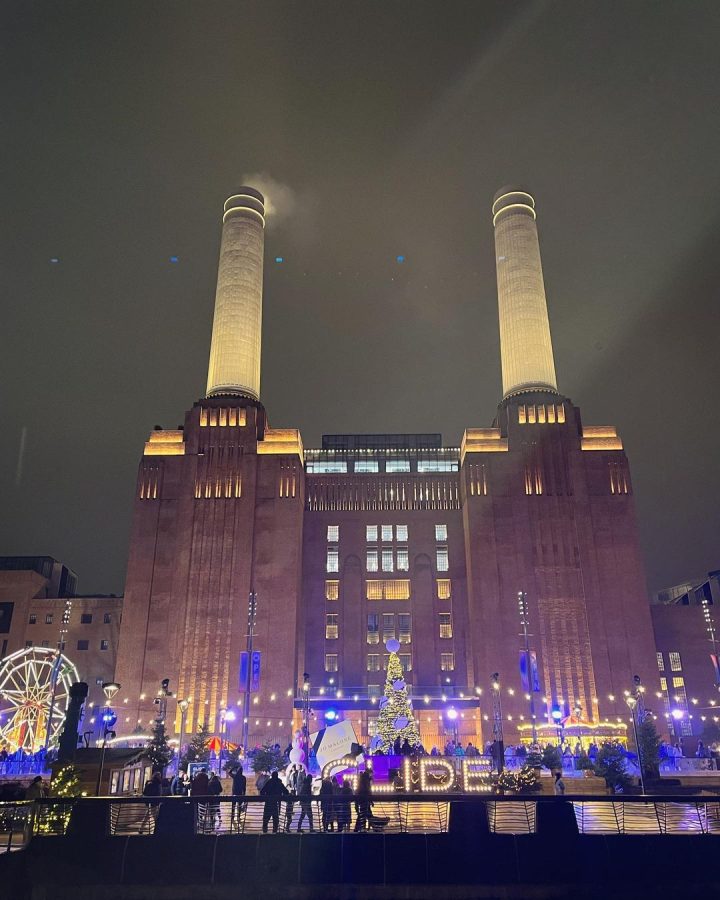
top-left (102, 682), bottom-right (121, 702)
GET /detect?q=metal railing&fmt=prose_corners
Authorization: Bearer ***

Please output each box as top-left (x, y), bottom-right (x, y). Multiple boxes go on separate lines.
top-left (3, 794), bottom-right (720, 846)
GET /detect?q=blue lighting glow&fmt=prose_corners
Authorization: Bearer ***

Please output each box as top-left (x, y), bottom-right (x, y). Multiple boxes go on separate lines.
top-left (551, 706), bottom-right (563, 721)
top-left (275, 256), bottom-right (284, 263)
top-left (50, 258), bottom-right (60, 264)
top-left (396, 255), bottom-right (405, 263)
top-left (169, 256), bottom-right (179, 264)
top-left (325, 709), bottom-right (338, 722)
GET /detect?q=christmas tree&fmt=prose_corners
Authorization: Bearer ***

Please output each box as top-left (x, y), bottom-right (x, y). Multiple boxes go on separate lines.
top-left (37, 765), bottom-right (83, 834)
top-left (183, 722), bottom-right (211, 764)
top-left (376, 640), bottom-right (421, 752)
top-left (145, 719), bottom-right (173, 773)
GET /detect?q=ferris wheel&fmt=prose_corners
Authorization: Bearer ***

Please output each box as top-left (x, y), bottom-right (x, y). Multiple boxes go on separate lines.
top-left (0, 647), bottom-right (79, 752)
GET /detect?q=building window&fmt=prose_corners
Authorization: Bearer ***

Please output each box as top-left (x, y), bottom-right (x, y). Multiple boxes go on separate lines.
top-left (81, 613), bottom-right (93, 625)
top-left (325, 614), bottom-right (339, 640)
top-left (96, 677), bottom-right (104, 685)
top-left (45, 614), bottom-right (54, 625)
top-left (382, 548), bottom-right (394, 572)
top-left (398, 613), bottom-right (411, 644)
top-left (435, 524), bottom-right (448, 542)
top-left (669, 652), bottom-right (682, 672)
top-left (325, 654), bottom-right (338, 673)
top-left (28, 615), bottom-right (37, 625)
top-left (418, 460), bottom-right (458, 472)
top-left (103, 613), bottom-right (112, 624)
top-left (439, 613), bottom-right (453, 639)
top-left (367, 654), bottom-right (381, 672)
top-left (366, 549), bottom-right (379, 572)
top-left (437, 579), bottom-right (451, 600)
top-left (396, 548), bottom-right (409, 571)
top-left (396, 525), bottom-right (408, 542)
top-left (436, 548), bottom-right (449, 571)
top-left (326, 548), bottom-right (339, 573)
top-left (355, 460), bottom-right (379, 473)
top-left (440, 652), bottom-right (455, 671)
top-left (307, 461), bottom-right (347, 474)
top-left (366, 525), bottom-right (378, 542)
top-left (325, 580), bottom-right (339, 601)
top-left (386, 460), bottom-right (410, 473)
top-left (383, 653), bottom-right (390, 669)
top-left (327, 525), bottom-right (339, 543)
top-left (368, 684), bottom-right (381, 699)
top-left (381, 525), bottom-right (393, 542)
top-left (41, 640), bottom-right (50, 648)
top-left (366, 579), bottom-right (411, 601)
top-left (399, 653), bottom-right (412, 672)
top-left (367, 613), bottom-right (379, 644)
top-left (25, 640), bottom-right (33, 648)
top-left (77, 640), bottom-right (89, 651)
top-left (382, 613), bottom-right (395, 642)
top-left (656, 652), bottom-right (665, 672)
top-left (100, 640), bottom-right (109, 651)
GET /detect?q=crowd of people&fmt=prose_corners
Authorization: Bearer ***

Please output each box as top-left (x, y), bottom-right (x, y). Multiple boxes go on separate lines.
top-left (137, 763), bottom-right (387, 834)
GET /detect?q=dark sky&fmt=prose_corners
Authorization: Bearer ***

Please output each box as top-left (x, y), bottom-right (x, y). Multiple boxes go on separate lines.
top-left (2, 1), bottom-right (719, 596)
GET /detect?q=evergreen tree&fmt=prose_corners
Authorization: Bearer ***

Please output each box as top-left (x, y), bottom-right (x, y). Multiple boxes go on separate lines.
top-left (636, 714), bottom-right (661, 782)
top-left (183, 722), bottom-right (211, 765)
top-left (250, 743), bottom-right (286, 775)
top-left (38, 764), bottom-right (83, 834)
top-left (145, 719), bottom-right (173, 773)
top-left (51, 764), bottom-right (82, 799)
top-left (594, 741), bottom-right (632, 793)
top-left (541, 744), bottom-right (562, 772)
top-left (377, 643), bottom-right (421, 752)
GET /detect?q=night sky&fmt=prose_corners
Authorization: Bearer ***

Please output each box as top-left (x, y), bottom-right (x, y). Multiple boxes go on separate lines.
top-left (2, 1), bottom-right (719, 595)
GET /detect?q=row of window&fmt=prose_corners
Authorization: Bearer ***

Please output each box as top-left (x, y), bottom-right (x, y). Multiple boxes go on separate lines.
top-left (325, 612), bottom-right (453, 642)
top-left (324, 652), bottom-right (455, 672)
top-left (327, 524), bottom-right (448, 543)
top-left (309, 460), bottom-right (458, 474)
top-left (327, 548), bottom-right (449, 573)
top-left (324, 578), bottom-right (452, 601)
top-left (656, 651), bottom-right (683, 672)
top-left (366, 548), bottom-right (409, 572)
top-left (29, 612), bottom-right (112, 625)
top-left (26, 639), bottom-right (109, 651)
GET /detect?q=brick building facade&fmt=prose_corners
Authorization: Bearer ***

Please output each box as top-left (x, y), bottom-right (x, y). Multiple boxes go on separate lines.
top-left (113, 186), bottom-right (661, 750)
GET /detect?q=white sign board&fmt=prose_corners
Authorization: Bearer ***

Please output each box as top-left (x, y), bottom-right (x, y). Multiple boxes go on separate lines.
top-left (310, 720), bottom-right (361, 770)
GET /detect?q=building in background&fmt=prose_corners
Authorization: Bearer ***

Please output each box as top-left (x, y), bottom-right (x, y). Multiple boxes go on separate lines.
top-left (651, 571), bottom-right (720, 744)
top-left (114, 185), bottom-right (660, 750)
top-left (0, 557), bottom-right (123, 729)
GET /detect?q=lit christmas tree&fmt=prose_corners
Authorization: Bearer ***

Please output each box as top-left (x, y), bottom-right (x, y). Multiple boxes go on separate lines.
top-left (376, 640), bottom-right (422, 752)
top-left (145, 719), bottom-right (173, 773)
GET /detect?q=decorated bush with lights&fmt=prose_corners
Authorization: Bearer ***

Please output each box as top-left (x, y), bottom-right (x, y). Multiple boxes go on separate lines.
top-left (183, 722), bottom-right (211, 765)
top-left (36, 764), bottom-right (83, 834)
top-left (376, 640), bottom-right (421, 753)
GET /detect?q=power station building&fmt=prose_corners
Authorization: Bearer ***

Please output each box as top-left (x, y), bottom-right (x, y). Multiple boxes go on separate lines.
top-left (114, 186), bottom-right (660, 750)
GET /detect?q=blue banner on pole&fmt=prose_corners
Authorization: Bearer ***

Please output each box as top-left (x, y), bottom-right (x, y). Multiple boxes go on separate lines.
top-left (251, 651), bottom-right (261, 692)
top-left (239, 652), bottom-right (249, 692)
top-left (519, 650), bottom-right (540, 693)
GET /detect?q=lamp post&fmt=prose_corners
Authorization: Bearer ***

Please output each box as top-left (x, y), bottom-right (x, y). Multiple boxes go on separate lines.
top-left (517, 591), bottom-right (538, 744)
top-left (302, 673), bottom-right (311, 768)
top-left (177, 699), bottom-right (189, 773)
top-left (241, 592), bottom-right (258, 755)
top-left (446, 707), bottom-right (459, 746)
top-left (219, 707), bottom-right (227, 774)
top-left (95, 681), bottom-right (120, 795)
top-left (626, 695), bottom-right (646, 794)
top-left (490, 674), bottom-right (504, 774)
top-left (551, 707), bottom-right (564, 746)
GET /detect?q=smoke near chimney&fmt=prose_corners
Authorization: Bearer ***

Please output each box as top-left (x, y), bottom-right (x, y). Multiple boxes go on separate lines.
top-left (241, 172), bottom-right (297, 228)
